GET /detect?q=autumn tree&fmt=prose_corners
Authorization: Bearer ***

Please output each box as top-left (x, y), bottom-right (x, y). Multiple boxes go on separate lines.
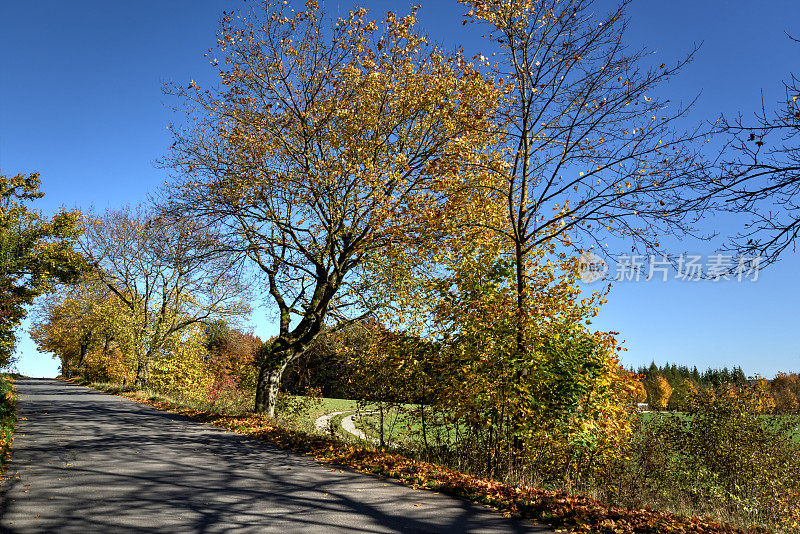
top-left (771, 372), bottom-right (799, 413)
top-left (162, 2), bottom-right (501, 416)
top-left (420, 242), bottom-right (637, 480)
top-left (358, 226), bottom-right (637, 478)
top-left (29, 276), bottom-right (115, 377)
top-left (203, 320), bottom-right (262, 402)
top-left (749, 377), bottom-right (777, 414)
top-left (80, 206), bottom-right (249, 386)
top-left (631, 381), bottom-right (647, 403)
top-left (644, 374), bottom-right (673, 410)
top-left (0, 171), bottom-right (85, 365)
top-left (667, 377), bottom-right (698, 411)
top-left (460, 0), bottom-right (711, 354)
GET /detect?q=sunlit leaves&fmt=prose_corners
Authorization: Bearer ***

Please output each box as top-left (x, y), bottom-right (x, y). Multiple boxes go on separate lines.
top-left (0, 171), bottom-right (85, 365)
top-left (163, 1), bottom-right (502, 415)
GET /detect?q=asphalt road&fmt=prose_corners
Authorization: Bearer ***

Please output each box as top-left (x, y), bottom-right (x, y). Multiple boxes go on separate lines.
top-left (1, 378), bottom-right (553, 533)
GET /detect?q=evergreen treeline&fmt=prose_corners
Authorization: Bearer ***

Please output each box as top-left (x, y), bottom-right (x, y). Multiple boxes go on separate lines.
top-left (635, 362), bottom-right (749, 388)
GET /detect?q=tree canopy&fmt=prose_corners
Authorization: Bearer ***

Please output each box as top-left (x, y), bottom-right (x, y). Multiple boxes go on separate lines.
top-left (0, 171), bottom-right (85, 366)
top-left (162, 1), bottom-right (502, 416)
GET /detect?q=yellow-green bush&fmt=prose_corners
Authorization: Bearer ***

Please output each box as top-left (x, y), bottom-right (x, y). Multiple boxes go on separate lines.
top-left (0, 374), bottom-right (17, 465)
top-left (149, 329), bottom-right (213, 400)
top-left (81, 348), bottom-right (136, 384)
top-left (609, 384), bottom-right (800, 531)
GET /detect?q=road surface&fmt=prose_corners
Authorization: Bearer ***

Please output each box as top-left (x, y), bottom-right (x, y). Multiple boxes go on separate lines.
top-left (1, 378), bottom-right (552, 533)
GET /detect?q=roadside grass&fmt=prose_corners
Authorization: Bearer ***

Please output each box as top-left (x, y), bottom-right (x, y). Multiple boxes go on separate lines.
top-left (0, 374), bottom-right (19, 466)
top-left (71, 377), bottom-right (756, 534)
top-left (353, 407), bottom-right (419, 446)
top-left (83, 379), bottom-right (360, 438)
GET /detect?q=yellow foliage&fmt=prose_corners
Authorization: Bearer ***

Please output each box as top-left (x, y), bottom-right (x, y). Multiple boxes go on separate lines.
top-left (104, 349), bottom-right (137, 385)
top-left (771, 372), bottom-right (800, 413)
top-left (667, 378), bottom-right (697, 411)
top-left (644, 375), bottom-right (672, 410)
top-left (631, 381), bottom-right (647, 403)
top-left (149, 329), bottom-right (213, 400)
top-left (81, 349), bottom-right (135, 384)
top-left (363, 234), bottom-right (636, 481)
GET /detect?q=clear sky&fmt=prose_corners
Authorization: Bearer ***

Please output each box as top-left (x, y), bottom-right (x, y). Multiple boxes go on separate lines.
top-left (2, 0), bottom-right (799, 378)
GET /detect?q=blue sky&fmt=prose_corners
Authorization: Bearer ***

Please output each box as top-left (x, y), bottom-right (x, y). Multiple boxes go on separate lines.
top-left (2, 0), bottom-right (799, 377)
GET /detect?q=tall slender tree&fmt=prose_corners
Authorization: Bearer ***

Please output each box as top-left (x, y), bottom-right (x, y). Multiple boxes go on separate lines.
top-left (0, 171), bottom-right (85, 366)
top-left (461, 0), bottom-right (712, 354)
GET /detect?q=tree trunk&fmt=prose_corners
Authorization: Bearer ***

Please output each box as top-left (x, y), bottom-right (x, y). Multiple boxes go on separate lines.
top-left (511, 246), bottom-right (528, 463)
top-left (378, 404), bottom-right (385, 448)
top-left (514, 241), bottom-right (527, 357)
top-left (254, 358), bottom-right (291, 418)
top-left (77, 343), bottom-right (88, 371)
top-left (135, 357), bottom-right (150, 388)
top-left (420, 402), bottom-right (428, 454)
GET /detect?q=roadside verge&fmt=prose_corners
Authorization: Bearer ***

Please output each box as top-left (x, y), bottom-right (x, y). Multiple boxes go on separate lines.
top-left (0, 374), bottom-right (18, 467)
top-left (70, 379), bottom-right (754, 534)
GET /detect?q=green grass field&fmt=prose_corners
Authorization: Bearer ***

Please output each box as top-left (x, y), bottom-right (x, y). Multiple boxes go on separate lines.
top-left (286, 396), bottom-right (358, 435)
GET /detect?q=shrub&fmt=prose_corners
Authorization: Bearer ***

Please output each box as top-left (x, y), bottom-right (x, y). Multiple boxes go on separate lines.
top-left (149, 330), bottom-right (213, 401)
top-left (607, 384), bottom-right (800, 531)
top-left (275, 386), bottom-right (323, 424)
top-left (0, 375), bottom-right (16, 464)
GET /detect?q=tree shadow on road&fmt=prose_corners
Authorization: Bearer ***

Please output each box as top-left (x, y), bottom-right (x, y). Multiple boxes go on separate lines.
top-left (0, 378), bottom-right (548, 533)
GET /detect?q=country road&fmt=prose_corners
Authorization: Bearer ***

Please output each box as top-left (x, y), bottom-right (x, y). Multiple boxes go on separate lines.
top-left (0, 379), bottom-right (553, 533)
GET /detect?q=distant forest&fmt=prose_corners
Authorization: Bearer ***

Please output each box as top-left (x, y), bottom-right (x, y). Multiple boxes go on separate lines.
top-left (633, 362), bottom-right (751, 387)
top-left (631, 362), bottom-right (799, 413)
